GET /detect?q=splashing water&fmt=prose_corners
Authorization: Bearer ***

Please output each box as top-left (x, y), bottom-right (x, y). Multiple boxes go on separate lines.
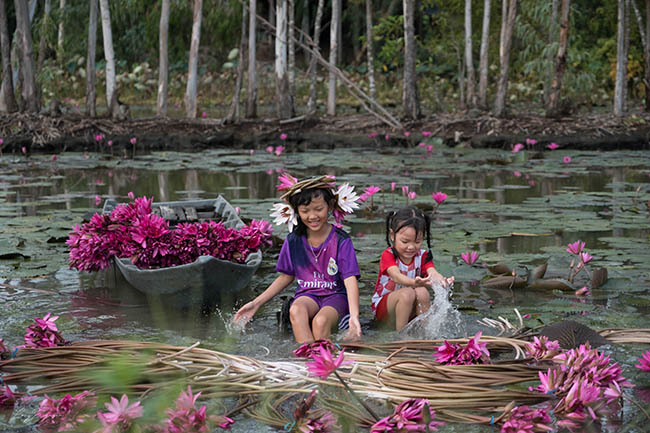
top-left (400, 282), bottom-right (465, 339)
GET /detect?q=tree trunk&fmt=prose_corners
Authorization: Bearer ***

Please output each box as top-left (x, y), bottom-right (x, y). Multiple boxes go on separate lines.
top-left (57, 0), bottom-right (65, 58)
top-left (0, 0), bottom-right (18, 112)
top-left (37, 0), bottom-right (51, 73)
top-left (327, 0), bottom-right (340, 115)
top-left (86, 0), bottom-right (98, 117)
top-left (99, 0), bottom-right (116, 115)
top-left (365, 0), bottom-right (377, 100)
top-left (464, 0), bottom-right (476, 108)
top-left (493, 0), bottom-right (517, 117)
top-left (184, 0), bottom-right (203, 118)
top-left (10, 0), bottom-right (36, 95)
top-left (402, 0), bottom-right (419, 119)
top-left (336, 0), bottom-right (342, 63)
top-left (246, 0), bottom-right (257, 118)
top-left (157, 0), bottom-right (170, 116)
top-left (275, 0), bottom-right (292, 118)
top-left (300, 0), bottom-right (309, 59)
top-left (624, 0), bottom-right (630, 112)
top-left (14, 0), bottom-right (39, 112)
top-left (268, 0), bottom-right (275, 35)
top-left (544, 0), bottom-right (559, 105)
top-left (631, 0), bottom-right (649, 110)
top-left (546, 0), bottom-right (570, 117)
top-left (478, 0), bottom-right (491, 108)
top-left (226, 3), bottom-right (247, 123)
top-left (307, 0), bottom-right (324, 114)
top-left (646, 0), bottom-right (650, 110)
top-left (288, 0), bottom-right (295, 107)
top-left (614, 0), bottom-right (627, 116)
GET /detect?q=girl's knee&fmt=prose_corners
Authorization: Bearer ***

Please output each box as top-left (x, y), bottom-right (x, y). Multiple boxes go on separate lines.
top-left (289, 303), bottom-right (307, 322)
top-left (399, 287), bottom-right (416, 304)
top-left (415, 286), bottom-right (430, 302)
top-left (312, 313), bottom-right (334, 332)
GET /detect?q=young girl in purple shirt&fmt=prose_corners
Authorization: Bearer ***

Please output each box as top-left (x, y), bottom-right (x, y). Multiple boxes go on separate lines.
top-left (234, 174), bottom-right (362, 343)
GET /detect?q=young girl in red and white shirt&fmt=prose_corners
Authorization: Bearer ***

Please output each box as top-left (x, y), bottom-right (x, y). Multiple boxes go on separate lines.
top-left (371, 206), bottom-right (454, 331)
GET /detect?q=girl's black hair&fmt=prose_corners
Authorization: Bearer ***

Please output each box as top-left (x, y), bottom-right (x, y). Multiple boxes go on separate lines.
top-left (385, 206), bottom-right (432, 255)
top-left (289, 187), bottom-right (335, 236)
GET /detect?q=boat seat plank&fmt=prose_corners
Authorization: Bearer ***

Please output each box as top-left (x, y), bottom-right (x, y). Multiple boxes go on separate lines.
top-left (159, 206), bottom-right (177, 221)
top-left (174, 207), bottom-right (186, 221)
top-left (184, 207), bottom-right (198, 221)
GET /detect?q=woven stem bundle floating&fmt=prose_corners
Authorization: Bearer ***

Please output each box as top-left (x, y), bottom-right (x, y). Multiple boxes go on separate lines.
top-left (2, 329), bottom-right (650, 426)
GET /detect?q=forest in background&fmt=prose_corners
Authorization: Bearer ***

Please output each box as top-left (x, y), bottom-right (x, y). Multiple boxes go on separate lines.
top-left (0, 0), bottom-right (648, 129)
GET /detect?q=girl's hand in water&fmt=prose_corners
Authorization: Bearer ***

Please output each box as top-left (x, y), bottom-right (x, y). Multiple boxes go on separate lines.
top-left (429, 275), bottom-right (454, 289)
top-left (342, 316), bottom-right (362, 342)
top-left (233, 301), bottom-right (259, 327)
top-left (414, 276), bottom-right (432, 288)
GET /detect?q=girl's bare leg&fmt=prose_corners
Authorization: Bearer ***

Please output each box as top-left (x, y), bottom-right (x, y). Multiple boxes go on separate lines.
top-left (311, 306), bottom-right (339, 340)
top-left (386, 287), bottom-right (416, 331)
top-left (414, 286), bottom-right (431, 315)
top-left (289, 296), bottom-right (320, 343)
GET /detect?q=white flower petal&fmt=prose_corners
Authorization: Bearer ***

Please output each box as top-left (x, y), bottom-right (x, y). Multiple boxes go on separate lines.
top-left (335, 183), bottom-right (361, 214)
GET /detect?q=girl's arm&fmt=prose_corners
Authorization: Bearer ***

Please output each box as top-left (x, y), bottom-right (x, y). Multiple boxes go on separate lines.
top-left (342, 276), bottom-right (362, 341)
top-left (233, 273), bottom-right (295, 325)
top-left (386, 266), bottom-right (431, 288)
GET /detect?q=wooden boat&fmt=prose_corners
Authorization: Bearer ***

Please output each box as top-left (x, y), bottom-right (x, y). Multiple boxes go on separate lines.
top-left (102, 196), bottom-right (262, 308)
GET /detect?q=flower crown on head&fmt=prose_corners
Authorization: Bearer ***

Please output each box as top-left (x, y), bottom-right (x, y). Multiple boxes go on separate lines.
top-left (270, 172), bottom-right (360, 231)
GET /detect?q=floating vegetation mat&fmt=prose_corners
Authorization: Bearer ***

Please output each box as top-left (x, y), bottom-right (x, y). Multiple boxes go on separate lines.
top-left (3, 329), bottom-right (650, 425)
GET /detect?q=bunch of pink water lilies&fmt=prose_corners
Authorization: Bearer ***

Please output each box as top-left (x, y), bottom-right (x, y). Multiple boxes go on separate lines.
top-left (33, 386), bottom-right (233, 433)
top-left (67, 196), bottom-right (273, 271)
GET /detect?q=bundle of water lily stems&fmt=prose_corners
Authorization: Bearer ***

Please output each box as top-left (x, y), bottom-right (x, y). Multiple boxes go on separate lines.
top-left (2, 329), bottom-right (650, 426)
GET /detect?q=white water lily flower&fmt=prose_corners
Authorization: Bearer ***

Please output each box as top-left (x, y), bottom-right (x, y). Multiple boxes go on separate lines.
top-left (270, 203), bottom-right (298, 232)
top-left (335, 183), bottom-right (360, 214)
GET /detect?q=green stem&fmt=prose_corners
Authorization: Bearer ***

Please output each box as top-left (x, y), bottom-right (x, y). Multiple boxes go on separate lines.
top-left (333, 370), bottom-right (380, 422)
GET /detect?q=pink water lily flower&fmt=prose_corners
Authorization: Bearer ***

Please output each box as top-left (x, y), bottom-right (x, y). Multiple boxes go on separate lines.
top-left (408, 191), bottom-right (417, 200)
top-left (37, 390), bottom-right (96, 431)
top-left (635, 350), bottom-right (650, 372)
top-left (363, 185), bottom-right (381, 197)
top-left (432, 192), bottom-right (447, 205)
top-left (563, 156), bottom-right (572, 163)
top-left (293, 340), bottom-right (338, 358)
top-left (371, 398), bottom-right (444, 433)
top-left (391, 182), bottom-right (396, 191)
top-left (514, 171), bottom-right (522, 177)
top-left (422, 131), bottom-right (432, 137)
top-left (280, 133), bottom-right (288, 140)
top-left (130, 137), bottom-right (137, 145)
top-left (525, 336), bottom-right (561, 360)
top-left (426, 144), bottom-right (433, 152)
top-left (0, 384), bottom-right (15, 408)
top-left (21, 146), bottom-right (27, 154)
top-left (460, 251), bottom-right (479, 266)
top-left (547, 142), bottom-right (559, 150)
top-left (525, 138), bottom-right (538, 146)
top-left (277, 172), bottom-right (298, 191)
top-left (95, 195), bottom-right (103, 206)
top-left (51, 154), bottom-right (58, 161)
top-left (274, 145), bottom-right (285, 156)
top-left (97, 394), bottom-right (143, 432)
top-left (401, 185), bottom-right (409, 196)
top-left (418, 142), bottom-right (426, 147)
top-left (566, 240), bottom-right (585, 255)
top-left (305, 346), bottom-right (352, 379)
top-left (95, 134), bottom-right (103, 142)
top-left (404, 131), bottom-right (410, 137)
top-left (266, 145), bottom-right (274, 153)
top-left (580, 251), bottom-right (593, 264)
top-left (575, 286), bottom-right (590, 296)
top-left (368, 132), bottom-right (378, 138)
top-left (512, 143), bottom-right (524, 153)
top-left (501, 405), bottom-right (552, 433)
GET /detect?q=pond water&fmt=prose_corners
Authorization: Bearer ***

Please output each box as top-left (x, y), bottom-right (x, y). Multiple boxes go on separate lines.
top-left (1, 141), bottom-right (650, 431)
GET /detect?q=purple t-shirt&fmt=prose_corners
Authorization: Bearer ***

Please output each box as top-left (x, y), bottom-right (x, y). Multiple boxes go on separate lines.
top-left (276, 226), bottom-right (360, 297)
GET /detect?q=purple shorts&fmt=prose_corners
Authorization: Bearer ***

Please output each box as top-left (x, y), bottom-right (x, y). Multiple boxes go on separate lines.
top-left (292, 292), bottom-right (350, 330)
